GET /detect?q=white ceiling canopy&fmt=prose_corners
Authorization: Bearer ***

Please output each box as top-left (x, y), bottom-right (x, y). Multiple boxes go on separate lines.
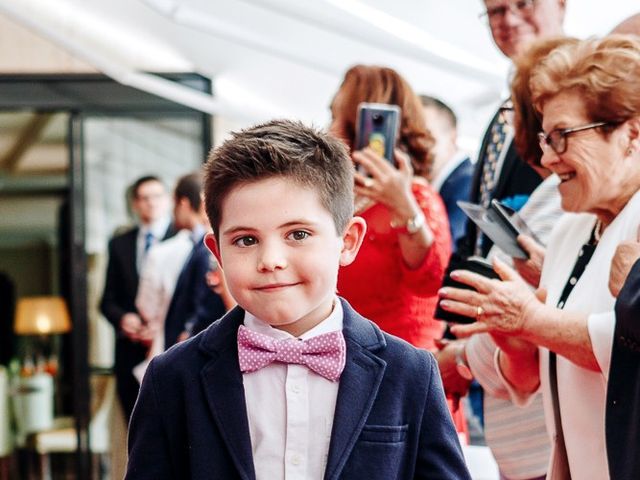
top-left (0, 0), bottom-right (638, 148)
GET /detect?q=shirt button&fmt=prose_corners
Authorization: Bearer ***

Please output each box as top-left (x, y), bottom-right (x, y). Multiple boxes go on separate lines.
top-left (291, 384), bottom-right (301, 394)
top-left (569, 277), bottom-right (577, 285)
top-left (291, 454), bottom-right (301, 466)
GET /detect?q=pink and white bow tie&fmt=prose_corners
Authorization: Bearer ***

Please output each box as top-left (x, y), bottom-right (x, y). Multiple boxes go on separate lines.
top-left (237, 325), bottom-right (346, 382)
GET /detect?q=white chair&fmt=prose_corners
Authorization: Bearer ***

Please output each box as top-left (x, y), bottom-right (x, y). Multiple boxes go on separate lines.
top-left (34, 374), bottom-right (115, 480)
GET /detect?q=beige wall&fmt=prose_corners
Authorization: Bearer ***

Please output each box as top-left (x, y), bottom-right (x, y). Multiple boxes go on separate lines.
top-left (0, 13), bottom-right (95, 73)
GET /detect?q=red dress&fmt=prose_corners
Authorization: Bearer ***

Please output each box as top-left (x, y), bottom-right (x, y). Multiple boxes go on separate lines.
top-left (338, 179), bottom-right (451, 350)
top-left (338, 180), bottom-right (468, 441)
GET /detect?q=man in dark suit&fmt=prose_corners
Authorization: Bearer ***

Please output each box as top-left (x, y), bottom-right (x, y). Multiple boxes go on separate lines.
top-left (606, 224), bottom-right (640, 479)
top-left (100, 175), bottom-right (173, 420)
top-left (163, 172), bottom-right (226, 349)
top-left (453, 0), bottom-right (566, 258)
top-left (607, 258), bottom-right (640, 480)
top-left (420, 95), bottom-right (473, 251)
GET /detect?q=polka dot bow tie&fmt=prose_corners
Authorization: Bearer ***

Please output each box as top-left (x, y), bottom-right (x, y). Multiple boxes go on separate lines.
top-left (237, 325), bottom-right (346, 382)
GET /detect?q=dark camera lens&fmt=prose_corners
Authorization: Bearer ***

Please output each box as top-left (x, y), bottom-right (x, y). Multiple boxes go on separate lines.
top-left (372, 113), bottom-right (384, 125)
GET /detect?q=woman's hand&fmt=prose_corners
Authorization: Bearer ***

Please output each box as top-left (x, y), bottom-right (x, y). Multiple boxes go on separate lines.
top-left (513, 234), bottom-right (546, 288)
top-left (438, 257), bottom-right (546, 339)
top-left (353, 147), bottom-right (417, 220)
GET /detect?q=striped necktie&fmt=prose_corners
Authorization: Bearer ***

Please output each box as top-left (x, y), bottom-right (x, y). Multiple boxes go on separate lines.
top-left (475, 101), bottom-right (513, 256)
top-left (479, 100), bottom-right (513, 208)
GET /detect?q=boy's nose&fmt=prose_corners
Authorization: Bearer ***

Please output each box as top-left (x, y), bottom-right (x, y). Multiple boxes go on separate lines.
top-left (257, 244), bottom-right (287, 272)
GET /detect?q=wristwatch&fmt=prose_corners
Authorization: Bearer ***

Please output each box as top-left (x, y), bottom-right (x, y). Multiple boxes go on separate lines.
top-left (455, 344), bottom-right (473, 380)
top-left (391, 211), bottom-right (425, 235)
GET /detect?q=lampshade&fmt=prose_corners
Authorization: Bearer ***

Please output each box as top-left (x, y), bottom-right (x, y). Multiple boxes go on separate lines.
top-left (14, 296), bottom-right (71, 335)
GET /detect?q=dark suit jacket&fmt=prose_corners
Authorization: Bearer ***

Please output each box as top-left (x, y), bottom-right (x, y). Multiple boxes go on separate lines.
top-left (100, 223), bottom-right (174, 417)
top-left (455, 108), bottom-right (542, 258)
top-left (126, 299), bottom-right (471, 480)
top-left (163, 239), bottom-right (226, 349)
top-left (606, 258), bottom-right (640, 480)
top-left (439, 156), bottom-right (473, 251)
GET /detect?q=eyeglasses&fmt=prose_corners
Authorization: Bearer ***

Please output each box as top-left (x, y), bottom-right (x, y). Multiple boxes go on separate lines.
top-left (537, 122), bottom-right (610, 155)
top-left (480, 0), bottom-right (536, 24)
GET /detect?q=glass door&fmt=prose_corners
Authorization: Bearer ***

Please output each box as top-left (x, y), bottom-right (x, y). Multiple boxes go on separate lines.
top-left (70, 111), bottom-right (209, 478)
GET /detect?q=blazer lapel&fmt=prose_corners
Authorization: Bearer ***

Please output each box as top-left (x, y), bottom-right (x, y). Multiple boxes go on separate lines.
top-left (324, 299), bottom-right (387, 480)
top-left (199, 308), bottom-right (256, 480)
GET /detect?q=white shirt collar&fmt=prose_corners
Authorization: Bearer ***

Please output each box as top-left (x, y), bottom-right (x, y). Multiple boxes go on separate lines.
top-left (243, 297), bottom-right (343, 341)
top-left (141, 216), bottom-right (171, 239)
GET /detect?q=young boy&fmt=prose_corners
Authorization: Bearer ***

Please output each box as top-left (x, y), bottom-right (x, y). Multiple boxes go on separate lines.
top-left (126, 120), bottom-right (470, 479)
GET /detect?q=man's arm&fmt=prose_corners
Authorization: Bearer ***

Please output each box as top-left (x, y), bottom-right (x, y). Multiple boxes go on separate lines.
top-left (101, 237), bottom-right (144, 341)
top-left (100, 239), bottom-right (128, 327)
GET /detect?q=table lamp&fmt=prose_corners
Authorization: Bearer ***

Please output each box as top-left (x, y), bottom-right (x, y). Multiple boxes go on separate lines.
top-left (14, 296), bottom-right (71, 336)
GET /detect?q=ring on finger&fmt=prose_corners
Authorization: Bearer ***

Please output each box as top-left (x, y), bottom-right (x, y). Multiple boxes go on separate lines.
top-left (476, 306), bottom-right (484, 319)
top-left (362, 178), bottom-right (374, 188)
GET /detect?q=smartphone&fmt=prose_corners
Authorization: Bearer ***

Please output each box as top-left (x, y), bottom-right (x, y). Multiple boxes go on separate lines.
top-left (434, 256), bottom-right (500, 324)
top-left (490, 200), bottom-right (543, 246)
top-left (354, 103), bottom-right (400, 165)
top-left (458, 200), bottom-right (538, 259)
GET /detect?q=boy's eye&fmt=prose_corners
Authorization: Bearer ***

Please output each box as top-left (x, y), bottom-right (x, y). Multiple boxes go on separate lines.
top-left (289, 230), bottom-right (310, 241)
top-left (233, 236), bottom-right (257, 247)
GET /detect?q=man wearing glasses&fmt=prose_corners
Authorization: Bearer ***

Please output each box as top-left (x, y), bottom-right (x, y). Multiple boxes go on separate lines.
top-left (437, 2), bottom-right (566, 480)
top-left (460, 0), bottom-right (566, 258)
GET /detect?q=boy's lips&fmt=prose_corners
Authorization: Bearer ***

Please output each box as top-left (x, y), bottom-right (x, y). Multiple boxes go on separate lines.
top-left (254, 282), bottom-right (300, 291)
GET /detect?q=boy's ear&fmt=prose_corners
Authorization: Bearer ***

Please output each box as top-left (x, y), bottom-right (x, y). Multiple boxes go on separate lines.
top-left (339, 216), bottom-right (367, 267)
top-left (203, 232), bottom-right (223, 267)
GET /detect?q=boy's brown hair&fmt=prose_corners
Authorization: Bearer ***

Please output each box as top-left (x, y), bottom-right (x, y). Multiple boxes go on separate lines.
top-left (203, 119), bottom-right (354, 238)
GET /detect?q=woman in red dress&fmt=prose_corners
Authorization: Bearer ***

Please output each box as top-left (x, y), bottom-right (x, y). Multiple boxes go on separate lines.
top-left (332, 65), bottom-right (452, 351)
top-left (331, 65), bottom-right (465, 437)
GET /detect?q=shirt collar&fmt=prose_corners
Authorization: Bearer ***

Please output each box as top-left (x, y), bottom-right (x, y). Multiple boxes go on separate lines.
top-left (243, 297), bottom-right (343, 341)
top-left (142, 216), bottom-right (171, 239)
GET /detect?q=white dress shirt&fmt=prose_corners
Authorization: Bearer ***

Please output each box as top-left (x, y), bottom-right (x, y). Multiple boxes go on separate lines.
top-left (242, 300), bottom-right (343, 480)
top-left (133, 229), bottom-right (192, 383)
top-left (136, 216), bottom-right (171, 272)
top-left (136, 230), bottom-right (193, 341)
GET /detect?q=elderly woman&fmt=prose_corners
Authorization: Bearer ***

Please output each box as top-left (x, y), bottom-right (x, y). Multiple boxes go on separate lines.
top-left (438, 35), bottom-right (640, 479)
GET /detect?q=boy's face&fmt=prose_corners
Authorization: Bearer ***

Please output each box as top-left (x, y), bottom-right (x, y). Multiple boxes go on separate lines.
top-left (205, 177), bottom-right (365, 336)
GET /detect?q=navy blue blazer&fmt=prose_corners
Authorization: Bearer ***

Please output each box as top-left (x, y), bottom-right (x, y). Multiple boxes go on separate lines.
top-left (606, 259), bottom-right (640, 479)
top-left (126, 298), bottom-right (471, 480)
top-left (438, 157), bottom-right (473, 251)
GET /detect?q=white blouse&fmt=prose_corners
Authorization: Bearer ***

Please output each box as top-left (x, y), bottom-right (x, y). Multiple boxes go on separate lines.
top-left (503, 189), bottom-right (640, 480)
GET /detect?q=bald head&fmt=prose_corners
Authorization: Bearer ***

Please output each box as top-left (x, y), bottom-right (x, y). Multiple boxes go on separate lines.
top-left (612, 13), bottom-right (640, 35)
